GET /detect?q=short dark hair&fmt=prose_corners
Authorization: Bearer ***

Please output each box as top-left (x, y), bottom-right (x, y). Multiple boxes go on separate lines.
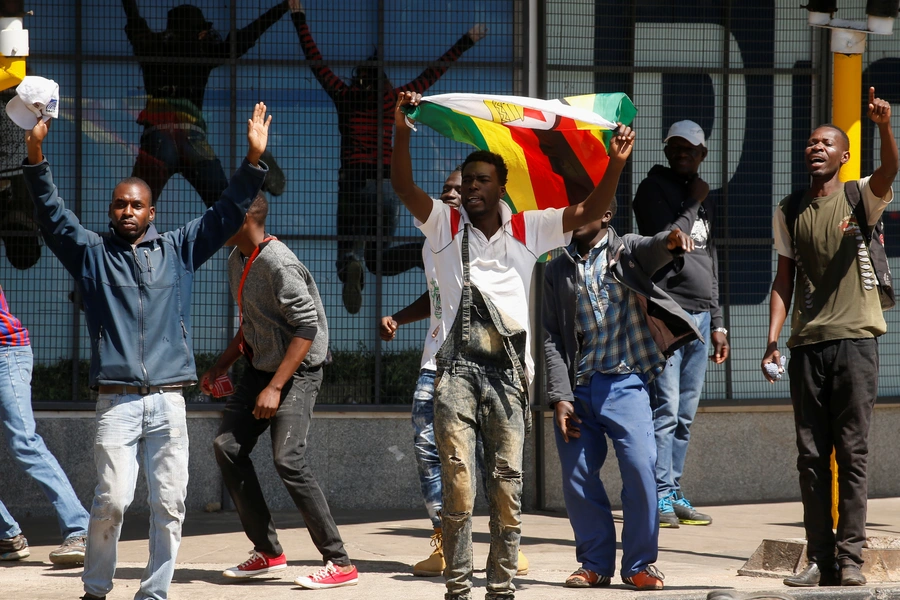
top-left (113, 177), bottom-right (152, 203)
top-left (462, 151), bottom-right (508, 185)
top-left (452, 163), bottom-right (463, 174)
top-left (815, 123), bottom-right (850, 150)
top-left (247, 192), bottom-right (268, 226)
top-left (607, 196), bottom-right (618, 219)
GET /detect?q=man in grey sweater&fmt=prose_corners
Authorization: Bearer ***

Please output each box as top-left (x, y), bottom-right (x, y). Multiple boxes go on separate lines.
top-left (202, 193), bottom-right (358, 590)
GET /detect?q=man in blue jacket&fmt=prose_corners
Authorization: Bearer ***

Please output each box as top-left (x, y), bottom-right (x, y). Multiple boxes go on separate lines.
top-left (543, 200), bottom-right (702, 591)
top-left (23, 103), bottom-right (271, 600)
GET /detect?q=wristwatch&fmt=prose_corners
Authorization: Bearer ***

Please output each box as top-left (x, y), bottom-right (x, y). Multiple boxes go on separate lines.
top-left (712, 327), bottom-right (728, 336)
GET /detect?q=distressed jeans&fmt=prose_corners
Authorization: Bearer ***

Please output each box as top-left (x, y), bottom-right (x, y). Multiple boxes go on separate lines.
top-left (0, 344), bottom-right (89, 540)
top-left (434, 360), bottom-right (525, 600)
top-left (649, 310), bottom-right (710, 498)
top-left (82, 391), bottom-right (189, 600)
top-left (412, 368), bottom-right (442, 529)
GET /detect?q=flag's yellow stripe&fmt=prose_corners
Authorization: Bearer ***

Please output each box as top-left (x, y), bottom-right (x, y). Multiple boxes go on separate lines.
top-left (470, 118), bottom-right (539, 213)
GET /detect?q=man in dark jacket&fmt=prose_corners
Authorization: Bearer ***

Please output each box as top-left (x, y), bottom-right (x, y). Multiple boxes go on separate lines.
top-left (24, 103), bottom-right (271, 600)
top-left (633, 120), bottom-right (729, 528)
top-left (544, 199), bottom-right (702, 591)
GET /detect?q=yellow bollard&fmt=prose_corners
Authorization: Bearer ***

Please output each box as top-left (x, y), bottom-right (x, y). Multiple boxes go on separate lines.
top-left (0, 55), bottom-right (25, 92)
top-left (830, 49), bottom-right (863, 529)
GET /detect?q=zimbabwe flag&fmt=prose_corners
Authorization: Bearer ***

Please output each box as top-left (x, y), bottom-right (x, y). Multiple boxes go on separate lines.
top-left (402, 93), bottom-right (636, 212)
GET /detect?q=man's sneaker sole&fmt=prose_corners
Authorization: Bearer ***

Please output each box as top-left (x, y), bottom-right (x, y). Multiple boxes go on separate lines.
top-left (412, 567), bottom-right (442, 577)
top-left (0, 548), bottom-right (29, 560)
top-left (678, 518), bottom-right (711, 526)
top-left (48, 551), bottom-right (85, 566)
top-left (294, 575), bottom-right (359, 589)
top-left (223, 563), bottom-right (287, 578)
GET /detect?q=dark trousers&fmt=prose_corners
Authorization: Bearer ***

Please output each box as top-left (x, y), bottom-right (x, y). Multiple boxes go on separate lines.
top-left (213, 364), bottom-right (349, 566)
top-left (788, 338), bottom-right (878, 566)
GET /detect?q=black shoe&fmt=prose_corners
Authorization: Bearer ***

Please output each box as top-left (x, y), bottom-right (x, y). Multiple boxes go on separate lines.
top-left (81, 595), bottom-right (106, 600)
top-left (783, 562), bottom-right (839, 587)
top-left (841, 562), bottom-right (866, 586)
top-left (341, 259), bottom-right (364, 314)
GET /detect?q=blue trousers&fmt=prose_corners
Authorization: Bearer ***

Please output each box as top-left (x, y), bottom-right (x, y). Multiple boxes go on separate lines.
top-left (555, 372), bottom-right (659, 578)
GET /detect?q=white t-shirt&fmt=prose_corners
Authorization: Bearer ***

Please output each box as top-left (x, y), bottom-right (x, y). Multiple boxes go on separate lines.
top-left (420, 246), bottom-right (443, 371)
top-left (773, 175), bottom-right (893, 259)
top-left (417, 199), bottom-right (571, 384)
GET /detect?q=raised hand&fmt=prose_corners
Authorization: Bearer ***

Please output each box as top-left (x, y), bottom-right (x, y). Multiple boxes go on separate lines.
top-left (288, 0), bottom-right (304, 14)
top-left (25, 118), bottom-right (50, 165)
top-left (666, 228), bottom-right (694, 252)
top-left (246, 102), bottom-right (272, 166)
top-left (608, 124), bottom-right (635, 162)
top-left (394, 90), bottom-right (422, 128)
top-left (868, 87), bottom-right (891, 126)
top-left (468, 23), bottom-right (488, 43)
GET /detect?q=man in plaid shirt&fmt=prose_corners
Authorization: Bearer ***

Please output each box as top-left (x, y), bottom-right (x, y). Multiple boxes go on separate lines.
top-left (542, 199), bottom-right (702, 591)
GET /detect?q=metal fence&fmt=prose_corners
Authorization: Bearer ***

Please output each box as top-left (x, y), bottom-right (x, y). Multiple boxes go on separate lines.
top-left (8, 0), bottom-right (900, 406)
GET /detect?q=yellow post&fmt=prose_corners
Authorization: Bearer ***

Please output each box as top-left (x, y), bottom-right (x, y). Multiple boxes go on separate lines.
top-left (829, 42), bottom-right (864, 528)
top-left (833, 52), bottom-right (863, 181)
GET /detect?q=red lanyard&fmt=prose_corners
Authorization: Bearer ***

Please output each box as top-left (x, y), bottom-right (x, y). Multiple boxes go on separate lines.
top-left (238, 236), bottom-right (277, 328)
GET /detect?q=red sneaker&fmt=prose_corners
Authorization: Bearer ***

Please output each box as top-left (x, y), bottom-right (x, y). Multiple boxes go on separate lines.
top-left (294, 561), bottom-right (359, 589)
top-left (622, 564), bottom-right (665, 590)
top-left (222, 550), bottom-right (287, 578)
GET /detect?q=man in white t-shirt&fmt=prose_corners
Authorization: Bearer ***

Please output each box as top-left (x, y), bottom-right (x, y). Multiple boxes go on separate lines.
top-left (391, 90), bottom-right (635, 600)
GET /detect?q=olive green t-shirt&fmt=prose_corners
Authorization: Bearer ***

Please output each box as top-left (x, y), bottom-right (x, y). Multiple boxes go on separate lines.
top-left (776, 181), bottom-right (888, 348)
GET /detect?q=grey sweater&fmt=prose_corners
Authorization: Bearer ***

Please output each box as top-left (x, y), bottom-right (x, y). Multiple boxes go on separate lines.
top-left (228, 240), bottom-right (329, 372)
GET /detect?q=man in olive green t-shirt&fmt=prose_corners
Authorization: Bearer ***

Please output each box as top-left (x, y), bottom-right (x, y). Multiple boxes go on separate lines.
top-left (762, 87), bottom-right (898, 589)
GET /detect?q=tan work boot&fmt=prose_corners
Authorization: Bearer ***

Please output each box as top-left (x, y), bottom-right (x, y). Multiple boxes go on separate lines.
top-left (413, 527), bottom-right (445, 577)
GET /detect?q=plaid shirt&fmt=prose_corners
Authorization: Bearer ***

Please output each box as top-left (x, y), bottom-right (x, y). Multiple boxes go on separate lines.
top-left (572, 236), bottom-right (666, 386)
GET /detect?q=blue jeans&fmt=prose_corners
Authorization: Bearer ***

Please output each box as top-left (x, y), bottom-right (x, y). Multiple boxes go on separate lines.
top-left (649, 310), bottom-right (711, 499)
top-left (434, 360), bottom-right (525, 600)
top-left (412, 368), bottom-right (442, 529)
top-left (82, 391), bottom-right (189, 600)
top-left (555, 372), bottom-right (659, 578)
top-left (412, 368), bottom-right (488, 531)
top-left (0, 344), bottom-right (89, 540)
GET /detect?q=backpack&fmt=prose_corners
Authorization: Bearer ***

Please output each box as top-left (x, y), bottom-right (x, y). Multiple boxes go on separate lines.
top-left (785, 181), bottom-right (895, 310)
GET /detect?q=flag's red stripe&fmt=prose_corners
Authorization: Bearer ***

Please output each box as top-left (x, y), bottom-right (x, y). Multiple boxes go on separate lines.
top-left (506, 126), bottom-right (569, 210)
top-left (559, 129), bottom-right (609, 187)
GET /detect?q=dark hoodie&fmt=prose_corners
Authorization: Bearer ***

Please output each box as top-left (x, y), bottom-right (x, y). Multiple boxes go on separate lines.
top-left (633, 164), bottom-right (723, 329)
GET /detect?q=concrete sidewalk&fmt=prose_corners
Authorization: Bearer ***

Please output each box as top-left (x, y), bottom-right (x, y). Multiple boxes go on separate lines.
top-left (3, 498), bottom-right (900, 600)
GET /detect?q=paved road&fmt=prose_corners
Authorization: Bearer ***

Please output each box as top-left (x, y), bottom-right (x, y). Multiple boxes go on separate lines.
top-left (3, 499), bottom-right (900, 599)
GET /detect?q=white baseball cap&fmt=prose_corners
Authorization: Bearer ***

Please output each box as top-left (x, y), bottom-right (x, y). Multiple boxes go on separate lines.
top-left (664, 120), bottom-right (706, 147)
top-left (6, 76), bottom-right (59, 130)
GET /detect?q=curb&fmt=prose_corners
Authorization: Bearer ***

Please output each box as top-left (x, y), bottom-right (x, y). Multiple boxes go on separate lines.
top-left (652, 586), bottom-right (900, 600)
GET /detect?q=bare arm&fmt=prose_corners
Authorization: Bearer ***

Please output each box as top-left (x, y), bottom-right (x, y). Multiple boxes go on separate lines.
top-left (561, 125), bottom-right (635, 232)
top-left (391, 92), bottom-right (434, 224)
top-left (380, 292), bottom-right (431, 341)
top-left (867, 87), bottom-right (899, 199)
top-left (761, 254), bottom-right (795, 382)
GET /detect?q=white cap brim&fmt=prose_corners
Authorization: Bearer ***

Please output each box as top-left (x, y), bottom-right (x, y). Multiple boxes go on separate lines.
top-left (5, 95), bottom-right (46, 130)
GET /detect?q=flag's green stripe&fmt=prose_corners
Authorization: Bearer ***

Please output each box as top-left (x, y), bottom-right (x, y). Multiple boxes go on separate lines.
top-left (591, 93), bottom-right (637, 126)
top-left (404, 103), bottom-right (490, 151)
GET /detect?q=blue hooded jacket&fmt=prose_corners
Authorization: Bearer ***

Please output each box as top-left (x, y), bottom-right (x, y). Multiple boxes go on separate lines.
top-left (24, 158), bottom-right (266, 388)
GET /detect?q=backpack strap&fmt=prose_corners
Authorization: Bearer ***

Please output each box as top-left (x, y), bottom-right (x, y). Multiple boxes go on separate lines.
top-left (845, 180), bottom-right (871, 241)
top-left (784, 188), bottom-right (810, 242)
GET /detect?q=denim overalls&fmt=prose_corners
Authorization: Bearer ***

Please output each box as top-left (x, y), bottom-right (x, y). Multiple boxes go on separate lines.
top-left (433, 226), bottom-right (530, 600)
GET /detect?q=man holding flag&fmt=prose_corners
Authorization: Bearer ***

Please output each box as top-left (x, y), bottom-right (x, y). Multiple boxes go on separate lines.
top-left (391, 90), bottom-right (634, 600)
